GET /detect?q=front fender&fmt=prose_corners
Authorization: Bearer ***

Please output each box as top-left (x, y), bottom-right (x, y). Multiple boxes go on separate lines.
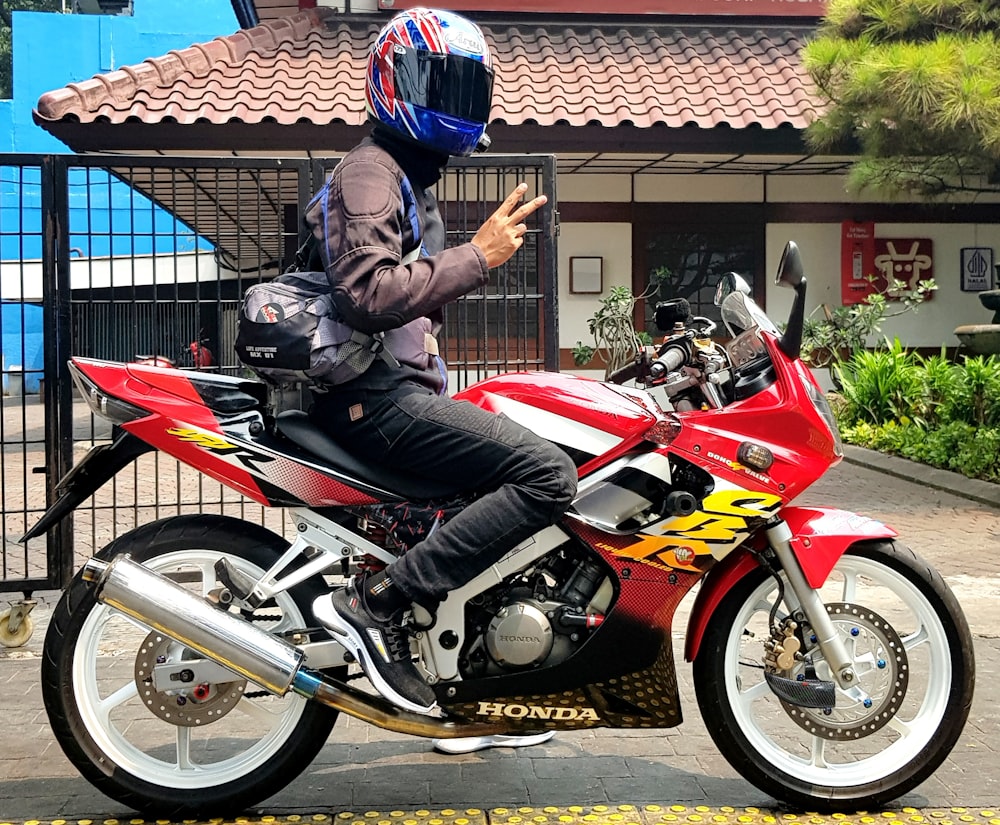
top-left (684, 506), bottom-right (897, 662)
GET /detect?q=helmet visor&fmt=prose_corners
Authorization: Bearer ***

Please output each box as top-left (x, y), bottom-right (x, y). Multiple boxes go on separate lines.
top-left (393, 47), bottom-right (494, 123)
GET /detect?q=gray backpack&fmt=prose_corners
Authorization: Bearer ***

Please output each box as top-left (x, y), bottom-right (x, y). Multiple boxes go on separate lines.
top-left (235, 268), bottom-right (400, 386)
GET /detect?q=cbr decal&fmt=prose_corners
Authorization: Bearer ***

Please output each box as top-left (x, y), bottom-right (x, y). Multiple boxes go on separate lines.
top-left (167, 427), bottom-right (275, 472)
top-left (476, 701), bottom-right (600, 721)
top-left (608, 489), bottom-right (782, 571)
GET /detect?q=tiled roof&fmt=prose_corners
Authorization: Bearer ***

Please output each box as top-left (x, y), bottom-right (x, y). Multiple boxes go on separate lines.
top-left (34, 8), bottom-right (819, 134)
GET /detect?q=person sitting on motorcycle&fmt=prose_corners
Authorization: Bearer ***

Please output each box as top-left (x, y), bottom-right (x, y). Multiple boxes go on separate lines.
top-left (309, 7), bottom-right (578, 715)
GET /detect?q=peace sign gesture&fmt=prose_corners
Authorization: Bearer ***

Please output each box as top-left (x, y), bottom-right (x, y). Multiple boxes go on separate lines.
top-left (470, 183), bottom-right (548, 269)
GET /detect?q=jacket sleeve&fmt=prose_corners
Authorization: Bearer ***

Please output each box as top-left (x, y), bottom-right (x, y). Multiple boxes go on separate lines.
top-left (311, 152), bottom-right (489, 335)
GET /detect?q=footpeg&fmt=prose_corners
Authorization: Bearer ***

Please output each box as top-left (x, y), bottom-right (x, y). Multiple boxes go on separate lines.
top-left (215, 558), bottom-right (263, 608)
top-left (765, 669), bottom-right (836, 708)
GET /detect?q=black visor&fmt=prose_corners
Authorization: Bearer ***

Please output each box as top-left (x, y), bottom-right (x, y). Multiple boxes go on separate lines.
top-left (393, 47), bottom-right (494, 122)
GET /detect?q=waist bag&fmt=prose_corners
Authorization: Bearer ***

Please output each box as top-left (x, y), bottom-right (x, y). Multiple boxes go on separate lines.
top-left (235, 269), bottom-right (401, 386)
top-left (236, 175), bottom-right (421, 387)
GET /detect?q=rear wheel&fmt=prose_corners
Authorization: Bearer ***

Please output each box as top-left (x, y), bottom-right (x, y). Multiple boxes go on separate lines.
top-left (694, 540), bottom-right (974, 810)
top-left (42, 514), bottom-right (340, 817)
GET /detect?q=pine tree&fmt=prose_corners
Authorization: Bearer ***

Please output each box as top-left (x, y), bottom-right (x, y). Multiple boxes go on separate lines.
top-left (803, 0), bottom-right (1000, 197)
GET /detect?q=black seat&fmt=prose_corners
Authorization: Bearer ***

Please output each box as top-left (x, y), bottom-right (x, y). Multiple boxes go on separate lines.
top-left (275, 410), bottom-right (462, 501)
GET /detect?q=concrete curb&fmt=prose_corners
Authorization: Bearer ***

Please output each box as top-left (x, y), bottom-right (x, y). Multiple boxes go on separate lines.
top-left (842, 444), bottom-right (1000, 510)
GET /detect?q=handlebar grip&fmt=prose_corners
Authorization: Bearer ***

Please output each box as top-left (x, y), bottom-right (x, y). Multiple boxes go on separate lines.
top-left (650, 345), bottom-right (686, 378)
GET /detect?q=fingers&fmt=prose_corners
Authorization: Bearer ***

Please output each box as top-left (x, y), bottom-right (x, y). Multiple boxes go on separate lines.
top-left (496, 183), bottom-right (547, 221)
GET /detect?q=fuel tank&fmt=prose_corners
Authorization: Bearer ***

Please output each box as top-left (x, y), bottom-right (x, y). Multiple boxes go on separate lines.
top-left (455, 372), bottom-right (659, 461)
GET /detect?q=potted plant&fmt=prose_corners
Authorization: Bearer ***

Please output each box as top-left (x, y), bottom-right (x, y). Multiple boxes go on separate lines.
top-left (572, 285), bottom-right (653, 380)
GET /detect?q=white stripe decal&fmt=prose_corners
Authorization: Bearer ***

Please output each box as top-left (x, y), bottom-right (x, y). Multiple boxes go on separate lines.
top-left (482, 392), bottom-right (623, 456)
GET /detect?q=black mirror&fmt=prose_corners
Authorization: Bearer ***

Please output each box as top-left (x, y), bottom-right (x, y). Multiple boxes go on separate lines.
top-left (714, 272), bottom-right (752, 306)
top-left (776, 241), bottom-right (804, 288)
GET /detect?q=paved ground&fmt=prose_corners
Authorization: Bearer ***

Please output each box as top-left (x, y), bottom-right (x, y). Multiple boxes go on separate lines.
top-left (1, 448), bottom-right (999, 823)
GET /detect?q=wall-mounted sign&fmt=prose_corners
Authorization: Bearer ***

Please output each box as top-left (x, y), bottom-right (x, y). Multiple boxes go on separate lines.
top-left (378, 0), bottom-right (827, 16)
top-left (841, 221), bottom-right (876, 305)
top-left (960, 247), bottom-right (995, 292)
top-left (874, 238), bottom-right (934, 300)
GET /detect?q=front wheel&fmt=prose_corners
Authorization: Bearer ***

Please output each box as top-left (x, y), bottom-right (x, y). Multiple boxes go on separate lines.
top-left (694, 540), bottom-right (975, 810)
top-left (42, 514), bottom-right (341, 817)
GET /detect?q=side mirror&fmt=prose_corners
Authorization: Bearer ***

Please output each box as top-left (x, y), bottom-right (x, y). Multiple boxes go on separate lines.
top-left (775, 241), bottom-right (805, 288)
top-left (714, 272), bottom-right (752, 306)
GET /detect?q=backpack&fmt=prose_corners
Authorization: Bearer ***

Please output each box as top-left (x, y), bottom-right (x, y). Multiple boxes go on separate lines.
top-left (235, 175), bottom-right (421, 387)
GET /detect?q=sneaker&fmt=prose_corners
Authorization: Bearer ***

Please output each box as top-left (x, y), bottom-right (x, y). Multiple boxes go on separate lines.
top-left (432, 731), bottom-right (555, 754)
top-left (313, 583), bottom-right (437, 715)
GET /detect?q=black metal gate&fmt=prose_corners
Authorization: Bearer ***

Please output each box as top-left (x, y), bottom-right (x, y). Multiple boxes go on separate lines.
top-left (0, 152), bottom-right (557, 595)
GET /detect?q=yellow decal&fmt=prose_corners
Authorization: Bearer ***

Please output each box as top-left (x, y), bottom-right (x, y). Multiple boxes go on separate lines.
top-left (605, 489), bottom-right (782, 569)
top-left (167, 427), bottom-right (238, 452)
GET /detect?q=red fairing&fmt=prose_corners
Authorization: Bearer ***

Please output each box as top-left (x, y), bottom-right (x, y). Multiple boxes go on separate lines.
top-left (71, 358), bottom-right (379, 508)
top-left (455, 371), bottom-right (664, 471)
top-left (669, 338), bottom-right (840, 501)
top-left (457, 372), bottom-right (657, 436)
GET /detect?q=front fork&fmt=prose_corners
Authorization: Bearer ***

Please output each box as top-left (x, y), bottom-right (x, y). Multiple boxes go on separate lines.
top-left (765, 520), bottom-right (863, 694)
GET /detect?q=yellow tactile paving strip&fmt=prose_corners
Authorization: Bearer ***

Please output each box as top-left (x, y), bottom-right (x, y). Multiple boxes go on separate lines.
top-left (3, 809), bottom-right (999, 825)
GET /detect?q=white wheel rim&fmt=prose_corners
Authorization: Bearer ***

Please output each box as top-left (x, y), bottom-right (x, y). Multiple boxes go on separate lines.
top-left (723, 554), bottom-right (953, 787)
top-left (72, 549), bottom-right (312, 790)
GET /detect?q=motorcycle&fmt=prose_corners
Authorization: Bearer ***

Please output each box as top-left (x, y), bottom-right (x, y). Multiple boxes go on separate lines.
top-left (133, 335), bottom-right (215, 370)
top-left (23, 242), bottom-right (974, 816)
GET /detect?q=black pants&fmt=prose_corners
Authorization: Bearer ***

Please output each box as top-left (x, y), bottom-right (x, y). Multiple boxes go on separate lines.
top-left (311, 382), bottom-right (578, 608)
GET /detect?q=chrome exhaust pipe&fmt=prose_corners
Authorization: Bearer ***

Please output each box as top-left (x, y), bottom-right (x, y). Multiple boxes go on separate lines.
top-left (83, 556), bottom-right (506, 740)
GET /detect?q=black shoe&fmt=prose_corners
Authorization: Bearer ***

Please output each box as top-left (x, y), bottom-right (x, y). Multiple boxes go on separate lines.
top-left (313, 583), bottom-right (437, 714)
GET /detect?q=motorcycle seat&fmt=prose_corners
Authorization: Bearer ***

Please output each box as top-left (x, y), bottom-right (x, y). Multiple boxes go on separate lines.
top-left (275, 410), bottom-right (462, 501)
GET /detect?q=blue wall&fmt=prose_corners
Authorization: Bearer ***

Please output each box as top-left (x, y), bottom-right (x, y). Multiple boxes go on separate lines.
top-left (1, 303), bottom-right (43, 393)
top-left (0, 0), bottom-right (238, 392)
top-left (0, 0), bottom-right (238, 152)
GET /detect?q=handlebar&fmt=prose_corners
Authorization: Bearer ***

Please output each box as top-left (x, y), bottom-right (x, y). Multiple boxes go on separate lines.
top-left (607, 358), bottom-right (644, 385)
top-left (607, 341), bottom-right (690, 386)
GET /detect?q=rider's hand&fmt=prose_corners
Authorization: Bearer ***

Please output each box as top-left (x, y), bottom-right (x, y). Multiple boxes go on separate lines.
top-left (471, 183), bottom-right (547, 269)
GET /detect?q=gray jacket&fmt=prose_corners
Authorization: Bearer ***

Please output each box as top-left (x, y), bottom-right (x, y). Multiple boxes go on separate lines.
top-left (304, 138), bottom-right (488, 393)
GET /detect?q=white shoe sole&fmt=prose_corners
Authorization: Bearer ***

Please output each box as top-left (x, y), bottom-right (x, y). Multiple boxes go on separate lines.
top-left (313, 593), bottom-right (437, 716)
top-left (432, 731), bottom-right (555, 754)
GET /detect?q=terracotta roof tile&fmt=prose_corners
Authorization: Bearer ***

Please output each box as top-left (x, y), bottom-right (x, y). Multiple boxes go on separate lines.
top-left (34, 7), bottom-right (819, 132)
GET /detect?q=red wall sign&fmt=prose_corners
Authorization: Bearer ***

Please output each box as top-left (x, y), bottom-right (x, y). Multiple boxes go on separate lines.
top-left (379, 0), bottom-right (827, 16)
top-left (841, 221), bottom-right (876, 305)
top-left (841, 225), bottom-right (934, 304)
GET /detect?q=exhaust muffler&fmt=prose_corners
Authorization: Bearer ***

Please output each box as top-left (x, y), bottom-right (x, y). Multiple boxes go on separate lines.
top-left (83, 555), bottom-right (505, 739)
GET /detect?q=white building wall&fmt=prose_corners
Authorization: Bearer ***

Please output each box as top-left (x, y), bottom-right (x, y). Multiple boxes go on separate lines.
top-left (557, 167), bottom-right (1000, 353)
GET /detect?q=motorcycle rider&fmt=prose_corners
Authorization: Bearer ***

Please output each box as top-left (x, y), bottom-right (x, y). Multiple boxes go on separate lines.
top-left (309, 7), bottom-right (578, 715)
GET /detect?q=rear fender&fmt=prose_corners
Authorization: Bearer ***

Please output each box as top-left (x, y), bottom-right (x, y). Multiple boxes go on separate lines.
top-left (684, 506), bottom-right (897, 661)
top-left (20, 430), bottom-right (153, 541)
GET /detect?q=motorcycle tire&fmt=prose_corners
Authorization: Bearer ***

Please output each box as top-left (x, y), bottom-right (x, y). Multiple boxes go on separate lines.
top-left (42, 514), bottom-right (342, 817)
top-left (694, 539), bottom-right (975, 811)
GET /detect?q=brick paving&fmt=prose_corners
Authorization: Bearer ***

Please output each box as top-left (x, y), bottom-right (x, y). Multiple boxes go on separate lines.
top-left (0, 456), bottom-right (998, 820)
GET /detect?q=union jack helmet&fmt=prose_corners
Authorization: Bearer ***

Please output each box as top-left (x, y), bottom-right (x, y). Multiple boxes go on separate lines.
top-left (366, 7), bottom-right (494, 157)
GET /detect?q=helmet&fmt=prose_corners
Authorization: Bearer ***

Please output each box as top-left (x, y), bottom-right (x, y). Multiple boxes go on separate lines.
top-left (366, 7), bottom-right (494, 157)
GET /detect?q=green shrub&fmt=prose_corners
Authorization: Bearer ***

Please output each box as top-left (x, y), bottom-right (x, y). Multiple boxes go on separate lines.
top-left (835, 338), bottom-right (923, 426)
top-left (916, 349), bottom-right (959, 426)
top-left (831, 348), bottom-right (1000, 482)
top-left (947, 356), bottom-right (1000, 427)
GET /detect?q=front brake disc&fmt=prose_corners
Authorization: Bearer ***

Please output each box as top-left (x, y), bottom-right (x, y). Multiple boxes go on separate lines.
top-left (780, 602), bottom-right (909, 740)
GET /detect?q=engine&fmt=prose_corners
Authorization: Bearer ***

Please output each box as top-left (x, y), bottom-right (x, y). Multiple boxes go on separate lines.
top-left (458, 546), bottom-right (614, 679)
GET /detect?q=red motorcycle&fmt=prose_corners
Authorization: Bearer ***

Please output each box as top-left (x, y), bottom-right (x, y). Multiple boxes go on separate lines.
top-left (25, 242), bottom-right (973, 816)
